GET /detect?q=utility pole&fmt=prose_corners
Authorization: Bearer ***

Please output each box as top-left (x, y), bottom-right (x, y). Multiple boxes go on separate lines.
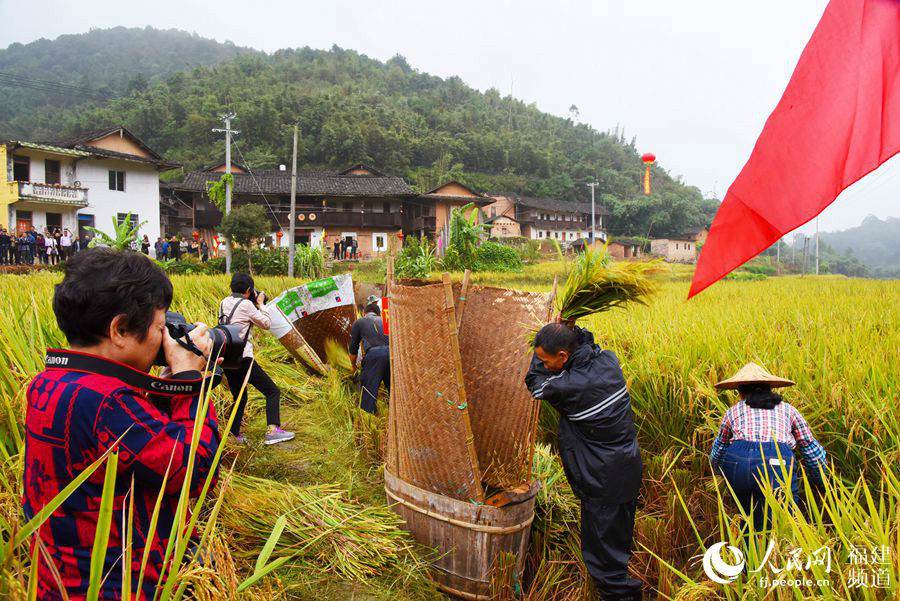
top-left (212, 113), bottom-right (239, 273)
top-left (815, 217), bottom-right (820, 275)
top-left (776, 237), bottom-right (781, 274)
top-left (288, 125), bottom-right (298, 279)
top-left (586, 182), bottom-right (599, 244)
top-left (802, 236), bottom-right (809, 276)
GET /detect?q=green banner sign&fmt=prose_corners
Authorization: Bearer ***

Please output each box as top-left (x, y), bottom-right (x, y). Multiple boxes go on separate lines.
top-left (307, 277), bottom-right (339, 298)
top-left (276, 290), bottom-right (304, 315)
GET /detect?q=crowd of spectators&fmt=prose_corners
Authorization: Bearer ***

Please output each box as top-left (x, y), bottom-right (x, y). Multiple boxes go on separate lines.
top-left (0, 226), bottom-right (86, 265)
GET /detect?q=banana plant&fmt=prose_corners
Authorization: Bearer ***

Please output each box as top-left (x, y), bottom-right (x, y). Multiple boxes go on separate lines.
top-left (86, 212), bottom-right (147, 251)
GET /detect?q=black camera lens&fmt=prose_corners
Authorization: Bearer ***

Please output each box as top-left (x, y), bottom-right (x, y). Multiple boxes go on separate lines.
top-left (155, 312), bottom-right (247, 370)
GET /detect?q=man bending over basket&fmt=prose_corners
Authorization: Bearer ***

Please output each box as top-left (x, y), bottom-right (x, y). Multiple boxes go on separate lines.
top-left (527, 322), bottom-right (644, 601)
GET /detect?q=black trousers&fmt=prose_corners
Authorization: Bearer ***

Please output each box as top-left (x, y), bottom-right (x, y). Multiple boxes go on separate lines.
top-left (581, 498), bottom-right (643, 600)
top-left (359, 346), bottom-right (390, 414)
top-left (0, 245), bottom-right (9, 264)
top-left (223, 358), bottom-right (281, 435)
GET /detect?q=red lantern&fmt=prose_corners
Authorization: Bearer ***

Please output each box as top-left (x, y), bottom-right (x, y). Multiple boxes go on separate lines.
top-left (192, 230), bottom-right (200, 240)
top-left (276, 230), bottom-right (284, 240)
top-left (641, 152), bottom-right (656, 195)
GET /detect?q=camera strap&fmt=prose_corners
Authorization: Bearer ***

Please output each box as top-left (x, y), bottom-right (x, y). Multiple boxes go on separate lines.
top-left (44, 349), bottom-right (220, 397)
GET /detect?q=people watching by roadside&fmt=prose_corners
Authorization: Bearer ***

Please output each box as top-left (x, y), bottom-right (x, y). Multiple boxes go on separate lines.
top-left (45, 231), bottom-right (59, 266)
top-left (0, 228), bottom-right (10, 265)
top-left (60, 229), bottom-right (72, 261)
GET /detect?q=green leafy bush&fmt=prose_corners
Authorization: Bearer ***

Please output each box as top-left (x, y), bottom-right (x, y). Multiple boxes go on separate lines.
top-left (396, 236), bottom-right (436, 279)
top-left (743, 264), bottom-right (776, 276)
top-left (161, 247), bottom-right (324, 278)
top-left (473, 241), bottom-right (522, 272)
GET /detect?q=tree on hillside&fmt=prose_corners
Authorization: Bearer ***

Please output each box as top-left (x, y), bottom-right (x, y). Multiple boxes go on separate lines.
top-left (2, 31), bottom-right (717, 237)
top-left (218, 204), bottom-right (271, 275)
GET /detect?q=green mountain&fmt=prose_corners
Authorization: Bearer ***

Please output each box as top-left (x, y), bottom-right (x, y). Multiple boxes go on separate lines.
top-left (0, 27), bottom-right (255, 121)
top-left (820, 216), bottom-right (900, 278)
top-left (0, 28), bottom-right (716, 237)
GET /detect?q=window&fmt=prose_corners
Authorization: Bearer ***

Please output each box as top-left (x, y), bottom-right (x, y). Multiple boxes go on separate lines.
top-left (675, 243), bottom-right (680, 250)
top-left (538, 231), bottom-right (544, 239)
top-left (13, 155), bottom-right (29, 181)
top-left (382, 202), bottom-right (391, 214)
top-left (117, 213), bottom-right (139, 228)
top-left (109, 170), bottom-right (125, 192)
top-left (342, 201), bottom-right (353, 212)
top-left (686, 243), bottom-right (691, 250)
top-left (554, 231), bottom-right (560, 239)
top-left (373, 233), bottom-right (388, 252)
top-left (46, 213), bottom-right (62, 229)
top-left (45, 160), bottom-right (61, 185)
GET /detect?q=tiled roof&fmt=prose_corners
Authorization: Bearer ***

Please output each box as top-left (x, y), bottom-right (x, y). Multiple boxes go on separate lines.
top-left (60, 125), bottom-right (165, 160)
top-left (484, 214), bottom-right (519, 224)
top-left (174, 170), bottom-right (416, 197)
top-left (339, 164), bottom-right (385, 176)
top-left (7, 141), bottom-right (92, 157)
top-left (417, 194), bottom-right (492, 206)
top-left (514, 194), bottom-right (610, 216)
top-left (75, 145), bottom-right (180, 170)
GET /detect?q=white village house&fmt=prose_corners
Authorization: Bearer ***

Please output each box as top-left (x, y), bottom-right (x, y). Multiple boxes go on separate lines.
top-left (1, 126), bottom-right (178, 241)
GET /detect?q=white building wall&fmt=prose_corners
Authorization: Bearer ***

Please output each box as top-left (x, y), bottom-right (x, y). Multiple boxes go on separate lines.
top-left (75, 159), bottom-right (161, 242)
top-left (276, 226), bottom-right (323, 248)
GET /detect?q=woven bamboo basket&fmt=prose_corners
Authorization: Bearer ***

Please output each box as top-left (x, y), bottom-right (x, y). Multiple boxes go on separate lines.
top-left (385, 274), bottom-right (553, 599)
top-left (388, 277), bottom-right (483, 502)
top-left (292, 304), bottom-right (356, 365)
top-left (454, 284), bottom-right (552, 489)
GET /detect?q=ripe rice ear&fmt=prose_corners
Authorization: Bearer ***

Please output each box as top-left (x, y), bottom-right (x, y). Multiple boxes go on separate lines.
top-left (555, 248), bottom-right (658, 321)
top-left (324, 338), bottom-right (353, 371)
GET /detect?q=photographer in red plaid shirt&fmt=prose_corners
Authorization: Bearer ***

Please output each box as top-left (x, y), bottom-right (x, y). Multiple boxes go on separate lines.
top-left (23, 248), bottom-right (221, 600)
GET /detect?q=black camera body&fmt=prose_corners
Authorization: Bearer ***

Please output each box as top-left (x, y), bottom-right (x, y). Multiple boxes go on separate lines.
top-left (154, 312), bottom-right (246, 370)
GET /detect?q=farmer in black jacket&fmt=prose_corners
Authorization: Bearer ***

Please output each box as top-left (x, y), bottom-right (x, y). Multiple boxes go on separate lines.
top-left (526, 323), bottom-right (643, 601)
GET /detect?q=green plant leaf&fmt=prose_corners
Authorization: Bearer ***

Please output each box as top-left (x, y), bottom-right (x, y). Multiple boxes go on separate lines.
top-left (86, 452), bottom-right (118, 601)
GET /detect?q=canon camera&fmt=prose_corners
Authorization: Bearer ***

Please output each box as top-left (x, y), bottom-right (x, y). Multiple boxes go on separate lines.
top-left (154, 312), bottom-right (245, 370)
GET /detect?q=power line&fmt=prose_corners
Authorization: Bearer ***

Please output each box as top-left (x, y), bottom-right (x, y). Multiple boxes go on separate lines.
top-left (0, 71), bottom-right (111, 99)
top-left (231, 138), bottom-right (281, 223)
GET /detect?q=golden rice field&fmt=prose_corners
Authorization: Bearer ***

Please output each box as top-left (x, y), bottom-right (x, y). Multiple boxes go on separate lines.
top-left (0, 264), bottom-right (898, 600)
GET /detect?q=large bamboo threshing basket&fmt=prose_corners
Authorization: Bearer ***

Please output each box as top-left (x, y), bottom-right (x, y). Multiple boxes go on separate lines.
top-left (271, 276), bottom-right (359, 373)
top-left (385, 274), bottom-right (553, 598)
top-left (384, 468), bottom-right (538, 601)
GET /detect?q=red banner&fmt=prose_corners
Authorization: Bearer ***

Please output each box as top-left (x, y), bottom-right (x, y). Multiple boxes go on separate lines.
top-left (690, 0), bottom-right (900, 298)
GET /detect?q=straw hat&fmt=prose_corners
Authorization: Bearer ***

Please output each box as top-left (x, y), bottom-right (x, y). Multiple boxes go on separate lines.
top-left (714, 362), bottom-right (795, 390)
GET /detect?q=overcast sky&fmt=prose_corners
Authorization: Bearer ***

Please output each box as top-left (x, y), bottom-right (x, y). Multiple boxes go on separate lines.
top-left (2, 0), bottom-right (897, 234)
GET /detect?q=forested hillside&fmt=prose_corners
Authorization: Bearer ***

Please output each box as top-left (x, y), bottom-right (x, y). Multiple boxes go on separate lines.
top-left (0, 28), bottom-right (717, 237)
top-left (819, 216), bottom-right (900, 278)
top-left (0, 27), bottom-right (253, 122)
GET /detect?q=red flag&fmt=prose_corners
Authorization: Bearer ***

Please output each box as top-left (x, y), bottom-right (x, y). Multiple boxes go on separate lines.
top-left (690, 0), bottom-right (900, 298)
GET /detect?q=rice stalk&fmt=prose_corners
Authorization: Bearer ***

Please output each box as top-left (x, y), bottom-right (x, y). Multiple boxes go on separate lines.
top-left (219, 473), bottom-right (426, 583)
top-left (555, 247), bottom-right (658, 321)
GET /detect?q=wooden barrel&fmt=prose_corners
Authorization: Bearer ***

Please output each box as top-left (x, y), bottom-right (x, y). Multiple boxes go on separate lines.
top-left (384, 468), bottom-right (538, 600)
